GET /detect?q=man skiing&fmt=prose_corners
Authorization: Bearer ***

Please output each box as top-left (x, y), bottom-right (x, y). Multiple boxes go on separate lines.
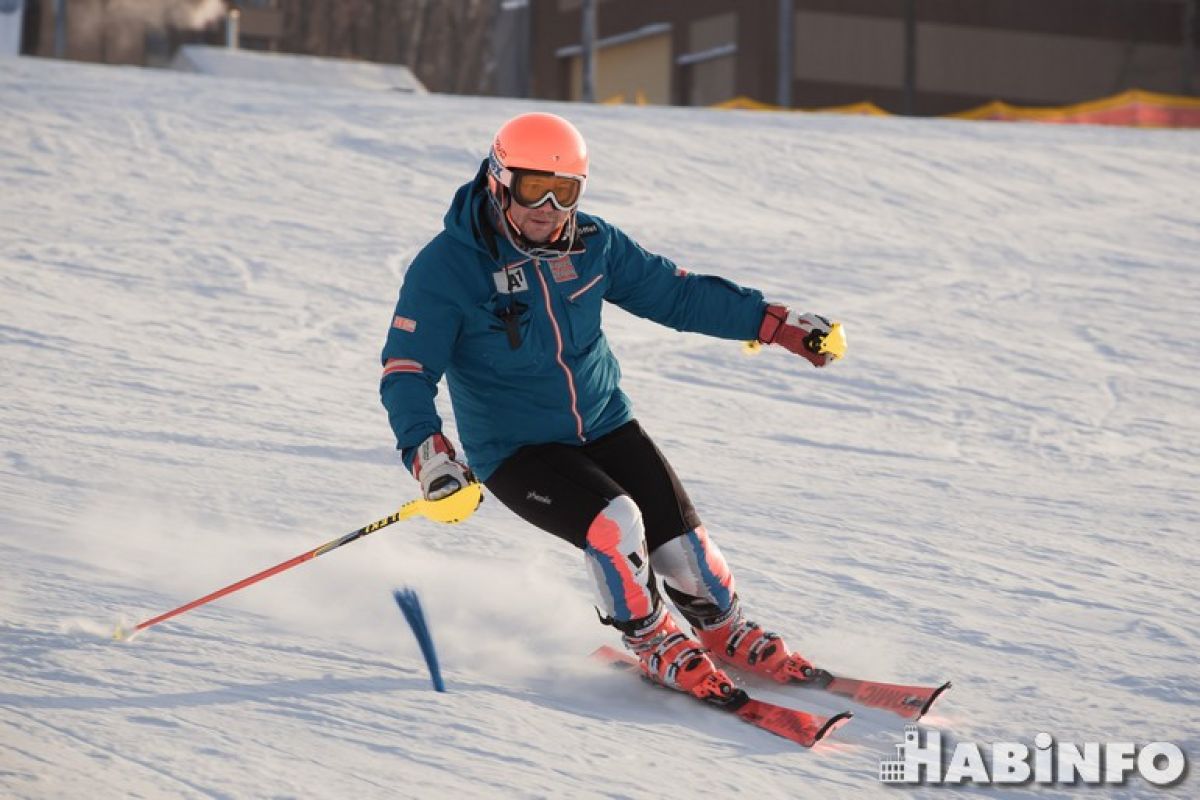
top-left (381, 112), bottom-right (842, 703)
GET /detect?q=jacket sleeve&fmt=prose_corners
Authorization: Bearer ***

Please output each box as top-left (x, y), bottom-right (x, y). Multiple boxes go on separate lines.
top-left (379, 260), bottom-right (464, 472)
top-left (603, 224), bottom-right (767, 340)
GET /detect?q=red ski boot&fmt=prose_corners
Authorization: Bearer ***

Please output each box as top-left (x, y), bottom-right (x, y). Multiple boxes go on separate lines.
top-left (693, 601), bottom-right (814, 684)
top-left (622, 606), bottom-right (738, 703)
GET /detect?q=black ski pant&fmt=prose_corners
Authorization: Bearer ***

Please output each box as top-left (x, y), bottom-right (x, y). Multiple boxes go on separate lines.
top-left (484, 419), bottom-right (701, 552)
top-left (485, 419), bottom-right (736, 631)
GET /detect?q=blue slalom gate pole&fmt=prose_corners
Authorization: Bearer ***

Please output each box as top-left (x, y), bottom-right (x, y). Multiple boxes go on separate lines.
top-left (393, 588), bottom-right (446, 692)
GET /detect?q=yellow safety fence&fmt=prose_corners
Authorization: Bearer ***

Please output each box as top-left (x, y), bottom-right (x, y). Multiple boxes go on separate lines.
top-left (711, 89), bottom-right (1200, 129)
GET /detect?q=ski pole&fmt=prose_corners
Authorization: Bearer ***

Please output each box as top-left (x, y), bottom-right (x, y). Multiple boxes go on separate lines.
top-left (113, 483), bottom-right (483, 641)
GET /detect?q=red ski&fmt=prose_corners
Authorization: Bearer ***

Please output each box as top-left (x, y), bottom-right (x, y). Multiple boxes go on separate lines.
top-left (804, 670), bottom-right (950, 719)
top-left (755, 667), bottom-right (950, 720)
top-left (591, 645), bottom-right (852, 748)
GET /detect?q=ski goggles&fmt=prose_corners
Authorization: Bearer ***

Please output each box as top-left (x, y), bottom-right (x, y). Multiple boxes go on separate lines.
top-left (493, 162), bottom-right (586, 211)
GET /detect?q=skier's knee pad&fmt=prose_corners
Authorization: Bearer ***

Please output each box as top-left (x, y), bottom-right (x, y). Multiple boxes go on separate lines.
top-left (652, 526), bottom-right (735, 618)
top-left (584, 495), bottom-right (655, 623)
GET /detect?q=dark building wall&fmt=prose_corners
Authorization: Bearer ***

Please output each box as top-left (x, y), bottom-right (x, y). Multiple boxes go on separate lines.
top-left (530, 0), bottom-right (1200, 114)
top-left (20, 0), bottom-right (43, 55)
top-left (732, 2), bottom-right (776, 102)
top-left (793, 0), bottom-right (1194, 114)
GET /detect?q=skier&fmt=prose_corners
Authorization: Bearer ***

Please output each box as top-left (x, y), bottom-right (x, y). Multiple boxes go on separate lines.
top-left (381, 112), bottom-right (841, 702)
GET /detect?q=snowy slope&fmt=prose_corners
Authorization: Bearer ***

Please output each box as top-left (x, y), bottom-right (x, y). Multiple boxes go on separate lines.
top-left (170, 45), bottom-right (426, 94)
top-left (2, 57), bottom-right (1198, 799)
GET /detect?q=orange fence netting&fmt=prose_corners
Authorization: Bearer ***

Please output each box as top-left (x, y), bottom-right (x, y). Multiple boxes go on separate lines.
top-left (713, 89), bottom-right (1200, 128)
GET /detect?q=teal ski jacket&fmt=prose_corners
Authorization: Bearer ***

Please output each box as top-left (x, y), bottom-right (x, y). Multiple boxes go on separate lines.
top-left (380, 161), bottom-right (769, 480)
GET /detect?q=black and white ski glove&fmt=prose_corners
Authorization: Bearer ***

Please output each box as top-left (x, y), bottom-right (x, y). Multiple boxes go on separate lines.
top-left (757, 304), bottom-right (835, 367)
top-left (411, 433), bottom-right (476, 501)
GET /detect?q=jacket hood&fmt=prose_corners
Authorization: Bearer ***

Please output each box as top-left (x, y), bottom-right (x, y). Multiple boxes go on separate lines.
top-left (442, 159), bottom-right (495, 255)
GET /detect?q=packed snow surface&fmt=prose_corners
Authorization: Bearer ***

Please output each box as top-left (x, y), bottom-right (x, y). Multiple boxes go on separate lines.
top-left (2, 57), bottom-right (1198, 798)
top-left (170, 45), bottom-right (426, 94)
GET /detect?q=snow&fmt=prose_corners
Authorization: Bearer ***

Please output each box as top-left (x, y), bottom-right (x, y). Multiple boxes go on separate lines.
top-left (2, 56), bottom-right (1198, 798)
top-left (170, 45), bottom-right (427, 94)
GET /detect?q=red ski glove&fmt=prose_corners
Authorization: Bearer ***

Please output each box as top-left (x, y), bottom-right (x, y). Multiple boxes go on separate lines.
top-left (757, 304), bottom-right (836, 367)
top-left (411, 433), bottom-right (476, 501)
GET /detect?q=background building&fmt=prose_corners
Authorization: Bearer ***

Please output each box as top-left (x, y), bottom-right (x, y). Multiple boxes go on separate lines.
top-left (528, 0), bottom-right (1200, 114)
top-left (21, 0), bottom-right (1200, 114)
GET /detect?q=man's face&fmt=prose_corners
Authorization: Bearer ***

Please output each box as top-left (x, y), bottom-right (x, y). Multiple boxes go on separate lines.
top-left (506, 200), bottom-right (570, 244)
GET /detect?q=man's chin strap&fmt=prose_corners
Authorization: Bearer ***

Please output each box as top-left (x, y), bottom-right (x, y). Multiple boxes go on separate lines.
top-left (488, 188), bottom-right (577, 260)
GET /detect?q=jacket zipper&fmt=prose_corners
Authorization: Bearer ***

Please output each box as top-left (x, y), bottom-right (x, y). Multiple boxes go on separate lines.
top-left (534, 260), bottom-right (586, 442)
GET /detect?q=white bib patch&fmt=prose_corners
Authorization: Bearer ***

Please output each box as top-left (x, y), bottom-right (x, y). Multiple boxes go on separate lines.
top-left (493, 266), bottom-right (529, 294)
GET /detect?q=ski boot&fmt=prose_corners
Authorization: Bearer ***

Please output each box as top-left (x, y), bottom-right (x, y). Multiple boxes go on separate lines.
top-left (690, 597), bottom-right (814, 684)
top-left (621, 605), bottom-right (738, 704)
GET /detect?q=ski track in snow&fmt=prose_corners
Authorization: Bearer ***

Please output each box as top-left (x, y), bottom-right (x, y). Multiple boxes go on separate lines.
top-left (2, 58), bottom-right (1198, 798)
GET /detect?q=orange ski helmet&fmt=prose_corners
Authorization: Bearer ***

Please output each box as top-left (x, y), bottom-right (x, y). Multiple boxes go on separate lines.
top-left (487, 112), bottom-right (588, 212)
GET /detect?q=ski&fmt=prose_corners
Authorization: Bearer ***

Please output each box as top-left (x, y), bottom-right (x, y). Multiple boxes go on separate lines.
top-left (728, 664), bottom-right (951, 721)
top-left (803, 670), bottom-right (951, 720)
top-left (591, 645), bottom-right (852, 748)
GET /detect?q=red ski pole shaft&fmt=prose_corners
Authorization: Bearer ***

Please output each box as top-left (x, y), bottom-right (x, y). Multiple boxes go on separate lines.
top-left (116, 509), bottom-right (407, 640)
top-left (114, 483), bottom-right (484, 641)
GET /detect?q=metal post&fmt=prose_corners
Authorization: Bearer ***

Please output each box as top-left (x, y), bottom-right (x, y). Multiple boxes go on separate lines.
top-left (903, 0), bottom-right (917, 115)
top-left (493, 0), bottom-right (531, 98)
top-left (1185, 0), bottom-right (1197, 95)
top-left (226, 8), bottom-right (240, 50)
top-left (517, 0), bottom-right (532, 98)
top-left (53, 0), bottom-right (67, 58)
top-left (778, 0), bottom-right (794, 107)
top-left (100, 0), bottom-right (109, 63)
top-left (581, 0), bottom-right (596, 102)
